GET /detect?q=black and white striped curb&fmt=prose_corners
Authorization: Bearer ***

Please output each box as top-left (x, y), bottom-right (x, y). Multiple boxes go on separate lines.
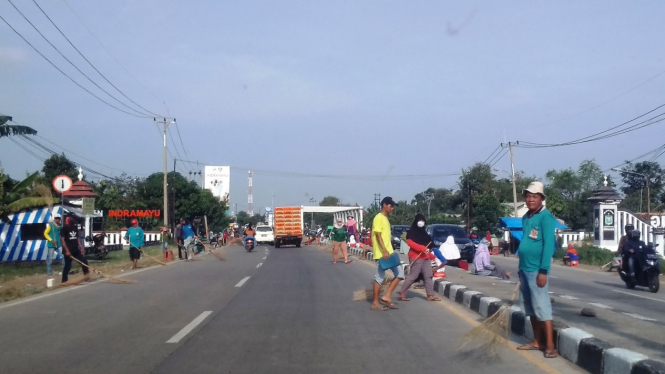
top-left (429, 277), bottom-right (665, 374)
top-left (346, 246), bottom-right (665, 373)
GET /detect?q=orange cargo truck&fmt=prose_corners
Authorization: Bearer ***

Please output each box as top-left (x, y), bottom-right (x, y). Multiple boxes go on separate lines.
top-left (273, 206), bottom-right (303, 248)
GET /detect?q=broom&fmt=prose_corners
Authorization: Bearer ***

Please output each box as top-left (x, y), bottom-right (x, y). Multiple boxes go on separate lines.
top-left (353, 277), bottom-right (395, 301)
top-left (71, 257), bottom-right (133, 284)
top-left (460, 281), bottom-right (521, 355)
top-left (210, 246), bottom-right (227, 261)
top-left (139, 249), bottom-right (168, 266)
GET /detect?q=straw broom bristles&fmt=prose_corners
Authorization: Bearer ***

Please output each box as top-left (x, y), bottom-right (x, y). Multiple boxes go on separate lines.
top-left (460, 282), bottom-right (521, 355)
top-left (352, 277), bottom-right (395, 301)
top-left (140, 250), bottom-right (168, 266)
top-left (210, 247), bottom-right (226, 261)
top-left (71, 257), bottom-right (134, 284)
top-left (58, 274), bottom-right (90, 287)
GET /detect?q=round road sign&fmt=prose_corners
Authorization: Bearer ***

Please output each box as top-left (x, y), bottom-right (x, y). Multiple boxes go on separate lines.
top-left (52, 175), bottom-right (73, 194)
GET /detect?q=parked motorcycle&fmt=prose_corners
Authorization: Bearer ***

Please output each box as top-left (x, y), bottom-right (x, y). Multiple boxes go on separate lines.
top-left (245, 238), bottom-right (255, 252)
top-left (87, 232), bottom-right (109, 260)
top-left (619, 242), bottom-right (660, 293)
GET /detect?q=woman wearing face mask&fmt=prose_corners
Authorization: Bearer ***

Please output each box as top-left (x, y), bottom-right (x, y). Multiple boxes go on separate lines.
top-left (397, 213), bottom-right (441, 302)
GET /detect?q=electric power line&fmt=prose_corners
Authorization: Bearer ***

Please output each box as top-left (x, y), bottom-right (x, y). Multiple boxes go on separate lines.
top-left (0, 10), bottom-right (150, 118)
top-left (7, 0), bottom-right (153, 117)
top-left (31, 0), bottom-right (164, 117)
top-left (60, 0), bottom-right (165, 104)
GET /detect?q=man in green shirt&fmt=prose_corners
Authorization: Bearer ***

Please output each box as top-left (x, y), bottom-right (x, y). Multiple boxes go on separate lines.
top-left (124, 219), bottom-right (145, 269)
top-left (370, 197), bottom-right (403, 311)
top-left (517, 182), bottom-right (557, 358)
top-left (44, 214), bottom-right (62, 275)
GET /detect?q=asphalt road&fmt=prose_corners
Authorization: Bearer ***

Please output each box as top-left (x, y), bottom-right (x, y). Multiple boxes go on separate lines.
top-left (0, 245), bottom-right (584, 374)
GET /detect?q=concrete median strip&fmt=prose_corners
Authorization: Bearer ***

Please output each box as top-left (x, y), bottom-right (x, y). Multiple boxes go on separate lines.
top-left (424, 275), bottom-right (665, 374)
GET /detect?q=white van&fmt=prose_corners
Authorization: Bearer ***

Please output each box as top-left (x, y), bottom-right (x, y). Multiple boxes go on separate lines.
top-left (255, 224), bottom-right (274, 245)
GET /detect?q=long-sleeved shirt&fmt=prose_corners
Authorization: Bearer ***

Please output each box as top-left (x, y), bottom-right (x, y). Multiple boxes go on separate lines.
top-left (406, 239), bottom-right (434, 260)
top-left (44, 223), bottom-right (61, 248)
top-left (518, 207), bottom-right (556, 274)
top-left (474, 246), bottom-right (491, 272)
top-left (174, 224), bottom-right (183, 241)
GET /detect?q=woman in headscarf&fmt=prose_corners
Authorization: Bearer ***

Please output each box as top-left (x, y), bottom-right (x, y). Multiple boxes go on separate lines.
top-left (474, 239), bottom-right (511, 279)
top-left (346, 215), bottom-right (359, 244)
top-left (331, 218), bottom-right (351, 264)
top-left (397, 213), bottom-right (441, 302)
top-left (439, 235), bottom-right (461, 267)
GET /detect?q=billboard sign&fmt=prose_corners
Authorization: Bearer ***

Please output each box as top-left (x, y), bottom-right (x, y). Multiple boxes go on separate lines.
top-left (204, 165), bottom-right (230, 201)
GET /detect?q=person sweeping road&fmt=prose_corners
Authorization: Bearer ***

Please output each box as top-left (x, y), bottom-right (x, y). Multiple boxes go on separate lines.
top-left (370, 197), bottom-right (403, 311)
top-left (516, 181), bottom-right (557, 358)
top-left (60, 217), bottom-right (89, 283)
top-left (398, 213), bottom-right (440, 302)
top-left (124, 219), bottom-right (144, 270)
top-left (331, 218), bottom-right (350, 264)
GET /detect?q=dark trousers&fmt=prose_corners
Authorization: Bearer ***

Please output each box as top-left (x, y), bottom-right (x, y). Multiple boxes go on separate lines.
top-left (177, 244), bottom-right (184, 259)
top-left (62, 251), bottom-right (89, 283)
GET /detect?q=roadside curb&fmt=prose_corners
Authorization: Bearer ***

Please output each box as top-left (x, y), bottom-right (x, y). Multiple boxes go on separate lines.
top-left (424, 274), bottom-right (665, 374)
top-left (342, 245), bottom-right (665, 373)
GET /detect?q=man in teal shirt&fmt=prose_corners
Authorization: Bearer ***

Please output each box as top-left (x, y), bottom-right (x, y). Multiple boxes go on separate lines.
top-left (44, 215), bottom-right (62, 275)
top-left (517, 181), bottom-right (557, 358)
top-left (124, 219), bottom-right (145, 269)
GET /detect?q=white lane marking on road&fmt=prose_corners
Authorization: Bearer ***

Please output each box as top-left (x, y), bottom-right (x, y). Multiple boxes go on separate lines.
top-left (256, 263), bottom-right (262, 268)
top-left (611, 289), bottom-right (665, 303)
top-left (559, 295), bottom-right (579, 300)
top-left (262, 257), bottom-right (267, 260)
top-left (622, 312), bottom-right (657, 322)
top-left (549, 275), bottom-right (558, 279)
top-left (501, 280), bottom-right (516, 284)
top-left (588, 302), bottom-right (613, 309)
top-left (166, 311), bottom-right (213, 343)
top-left (235, 276), bottom-right (251, 288)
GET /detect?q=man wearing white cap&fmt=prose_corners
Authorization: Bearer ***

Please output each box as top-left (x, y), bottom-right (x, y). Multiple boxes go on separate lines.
top-left (44, 214), bottom-right (62, 275)
top-left (516, 181), bottom-right (557, 358)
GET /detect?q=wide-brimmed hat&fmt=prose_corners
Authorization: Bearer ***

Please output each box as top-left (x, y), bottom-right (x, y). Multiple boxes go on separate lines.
top-left (522, 181), bottom-right (547, 199)
top-left (334, 218), bottom-right (344, 229)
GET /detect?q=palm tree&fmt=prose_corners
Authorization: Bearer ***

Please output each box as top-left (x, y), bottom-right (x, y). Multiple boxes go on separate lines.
top-left (0, 114), bottom-right (37, 138)
top-left (0, 172), bottom-right (56, 221)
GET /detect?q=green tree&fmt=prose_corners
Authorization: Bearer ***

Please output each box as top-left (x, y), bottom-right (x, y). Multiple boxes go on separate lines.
top-left (319, 196), bottom-right (340, 206)
top-left (471, 193), bottom-right (506, 234)
top-left (42, 154), bottom-right (78, 189)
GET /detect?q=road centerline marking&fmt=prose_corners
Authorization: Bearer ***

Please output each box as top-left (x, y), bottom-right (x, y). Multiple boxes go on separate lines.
top-left (611, 289), bottom-right (665, 303)
top-left (256, 263), bottom-right (262, 268)
top-left (262, 256), bottom-right (267, 260)
top-left (166, 311), bottom-right (213, 343)
top-left (235, 276), bottom-right (251, 288)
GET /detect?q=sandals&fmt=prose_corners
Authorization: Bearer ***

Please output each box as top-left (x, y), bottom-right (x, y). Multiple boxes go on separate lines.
top-left (544, 350), bottom-right (558, 358)
top-left (397, 294), bottom-right (411, 301)
top-left (344, 260), bottom-right (352, 264)
top-left (370, 304), bottom-right (389, 311)
top-left (427, 296), bottom-right (441, 302)
top-left (517, 344), bottom-right (541, 351)
top-left (379, 299), bottom-right (399, 309)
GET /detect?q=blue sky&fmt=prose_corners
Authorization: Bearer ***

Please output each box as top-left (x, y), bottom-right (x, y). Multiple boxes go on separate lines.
top-left (1, 1), bottom-right (664, 212)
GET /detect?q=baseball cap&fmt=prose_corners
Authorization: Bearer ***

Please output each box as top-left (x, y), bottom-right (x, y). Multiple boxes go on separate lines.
top-left (131, 219), bottom-right (138, 225)
top-left (380, 196), bottom-right (398, 206)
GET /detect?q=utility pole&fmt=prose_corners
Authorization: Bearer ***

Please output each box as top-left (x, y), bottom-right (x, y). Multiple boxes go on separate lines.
top-left (501, 141), bottom-right (520, 218)
top-left (467, 181), bottom-right (471, 233)
top-left (248, 170), bottom-right (253, 216)
top-left (424, 191), bottom-right (434, 218)
top-left (374, 193), bottom-right (381, 208)
top-left (155, 118), bottom-right (176, 226)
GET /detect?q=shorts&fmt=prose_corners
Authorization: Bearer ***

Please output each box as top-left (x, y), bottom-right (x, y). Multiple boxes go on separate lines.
top-left (374, 260), bottom-right (405, 284)
top-left (518, 270), bottom-right (553, 321)
top-left (129, 247), bottom-right (141, 260)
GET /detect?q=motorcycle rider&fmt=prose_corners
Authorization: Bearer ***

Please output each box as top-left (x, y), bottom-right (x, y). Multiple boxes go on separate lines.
top-left (616, 224), bottom-right (634, 273)
top-left (617, 224), bottom-right (634, 255)
top-left (624, 229), bottom-right (647, 282)
top-left (244, 224), bottom-right (256, 247)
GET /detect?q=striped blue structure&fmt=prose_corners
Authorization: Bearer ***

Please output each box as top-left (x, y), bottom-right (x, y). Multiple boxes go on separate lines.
top-left (0, 206), bottom-right (61, 263)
